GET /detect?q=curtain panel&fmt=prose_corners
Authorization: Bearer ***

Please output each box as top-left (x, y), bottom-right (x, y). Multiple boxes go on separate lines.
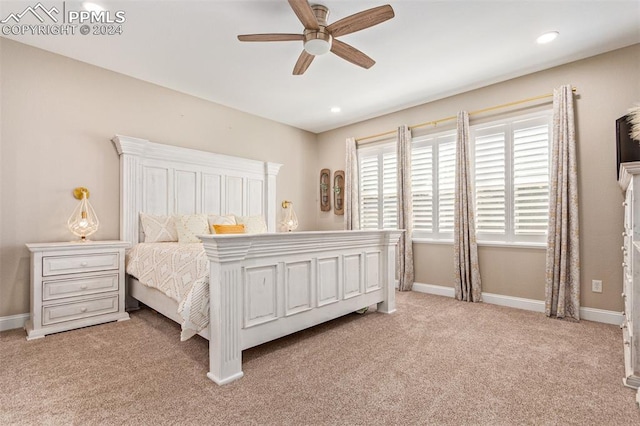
top-left (545, 84), bottom-right (580, 320)
top-left (345, 137), bottom-right (360, 230)
top-left (397, 125), bottom-right (414, 291)
top-left (454, 111), bottom-right (482, 302)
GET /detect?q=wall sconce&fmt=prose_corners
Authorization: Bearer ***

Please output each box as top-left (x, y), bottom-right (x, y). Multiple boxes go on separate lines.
top-left (67, 187), bottom-right (99, 241)
top-left (280, 200), bottom-right (299, 232)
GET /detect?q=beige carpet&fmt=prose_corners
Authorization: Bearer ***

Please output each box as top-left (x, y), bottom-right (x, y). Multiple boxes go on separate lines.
top-left (1, 291), bottom-right (639, 425)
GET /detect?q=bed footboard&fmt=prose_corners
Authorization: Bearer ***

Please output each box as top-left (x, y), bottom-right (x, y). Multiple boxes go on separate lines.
top-left (201, 230), bottom-right (402, 385)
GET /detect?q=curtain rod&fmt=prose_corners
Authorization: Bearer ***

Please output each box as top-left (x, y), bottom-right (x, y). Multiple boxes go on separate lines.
top-left (355, 87), bottom-right (578, 143)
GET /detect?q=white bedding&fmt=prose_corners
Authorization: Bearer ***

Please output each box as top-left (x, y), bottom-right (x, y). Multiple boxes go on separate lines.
top-left (126, 242), bottom-right (209, 340)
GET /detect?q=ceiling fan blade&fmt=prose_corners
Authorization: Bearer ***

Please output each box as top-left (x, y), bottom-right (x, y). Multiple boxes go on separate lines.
top-left (238, 34), bottom-right (304, 42)
top-left (293, 50), bottom-right (315, 75)
top-left (330, 39), bottom-right (375, 69)
top-left (326, 5), bottom-right (394, 38)
top-left (288, 0), bottom-right (320, 30)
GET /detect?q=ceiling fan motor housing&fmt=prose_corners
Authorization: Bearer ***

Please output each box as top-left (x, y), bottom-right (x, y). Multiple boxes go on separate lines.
top-left (303, 4), bottom-right (332, 55)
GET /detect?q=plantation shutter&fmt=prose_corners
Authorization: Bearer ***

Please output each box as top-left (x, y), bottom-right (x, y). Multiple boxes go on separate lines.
top-left (382, 151), bottom-right (398, 229)
top-left (358, 143), bottom-right (397, 230)
top-left (438, 139), bottom-right (456, 233)
top-left (474, 125), bottom-right (507, 235)
top-left (513, 118), bottom-right (550, 236)
top-left (411, 144), bottom-right (433, 232)
top-left (359, 153), bottom-right (379, 230)
top-left (357, 111), bottom-right (550, 243)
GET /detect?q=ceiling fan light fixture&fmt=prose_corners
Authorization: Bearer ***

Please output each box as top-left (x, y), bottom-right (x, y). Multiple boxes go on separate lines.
top-left (303, 29), bottom-right (332, 56)
top-left (304, 38), bottom-right (332, 55)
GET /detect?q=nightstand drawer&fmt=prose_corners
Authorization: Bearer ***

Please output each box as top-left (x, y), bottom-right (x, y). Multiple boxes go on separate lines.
top-left (43, 252), bottom-right (119, 276)
top-left (42, 294), bottom-right (119, 325)
top-left (43, 274), bottom-right (119, 301)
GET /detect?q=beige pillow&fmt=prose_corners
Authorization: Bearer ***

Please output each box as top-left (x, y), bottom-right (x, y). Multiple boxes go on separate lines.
top-left (174, 214), bottom-right (210, 243)
top-left (235, 215), bottom-right (267, 234)
top-left (140, 213), bottom-right (178, 242)
top-left (208, 214), bottom-right (236, 227)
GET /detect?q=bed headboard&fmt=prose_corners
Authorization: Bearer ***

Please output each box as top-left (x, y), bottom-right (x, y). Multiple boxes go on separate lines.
top-left (112, 135), bottom-right (282, 245)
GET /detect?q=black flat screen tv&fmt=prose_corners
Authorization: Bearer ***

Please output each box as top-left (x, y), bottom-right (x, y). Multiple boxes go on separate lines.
top-left (617, 114), bottom-right (640, 179)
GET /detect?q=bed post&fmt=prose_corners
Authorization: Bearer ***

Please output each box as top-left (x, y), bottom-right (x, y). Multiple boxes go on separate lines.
top-left (113, 135), bottom-right (148, 310)
top-left (377, 230), bottom-right (402, 314)
top-left (112, 135), bottom-right (147, 246)
top-left (202, 237), bottom-right (251, 385)
top-left (265, 162), bottom-right (282, 233)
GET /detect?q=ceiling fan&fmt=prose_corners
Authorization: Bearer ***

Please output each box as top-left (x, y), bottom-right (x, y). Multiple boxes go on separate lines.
top-left (237, 0), bottom-right (395, 75)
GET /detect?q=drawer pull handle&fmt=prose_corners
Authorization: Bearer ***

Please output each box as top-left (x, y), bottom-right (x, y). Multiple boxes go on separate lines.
top-left (622, 292), bottom-right (626, 298)
top-left (80, 285), bottom-right (88, 290)
top-left (622, 246), bottom-right (627, 251)
top-left (624, 340), bottom-right (631, 346)
top-left (623, 201), bottom-right (628, 207)
top-left (623, 262), bottom-right (627, 268)
top-left (623, 232), bottom-right (628, 237)
top-left (80, 262), bottom-right (89, 267)
top-left (80, 307), bottom-right (87, 313)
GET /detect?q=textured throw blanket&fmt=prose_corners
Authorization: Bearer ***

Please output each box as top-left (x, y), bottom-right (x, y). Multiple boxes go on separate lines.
top-left (126, 243), bottom-right (209, 340)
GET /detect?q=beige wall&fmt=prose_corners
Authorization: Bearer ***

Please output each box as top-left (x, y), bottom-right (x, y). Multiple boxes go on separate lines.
top-left (2, 38), bottom-right (639, 319)
top-left (0, 39), bottom-right (318, 317)
top-left (316, 44), bottom-right (640, 312)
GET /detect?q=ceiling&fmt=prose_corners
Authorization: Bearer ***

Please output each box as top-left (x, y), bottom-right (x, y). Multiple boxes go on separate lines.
top-left (1, 0), bottom-right (639, 133)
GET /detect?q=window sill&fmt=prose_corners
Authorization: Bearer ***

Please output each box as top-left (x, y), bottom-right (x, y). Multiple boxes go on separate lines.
top-left (477, 241), bottom-right (547, 250)
top-left (412, 238), bottom-right (452, 245)
top-left (412, 238), bottom-right (546, 250)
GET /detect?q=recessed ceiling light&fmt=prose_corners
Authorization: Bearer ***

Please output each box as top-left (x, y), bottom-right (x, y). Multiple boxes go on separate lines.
top-left (537, 31), bottom-right (559, 44)
top-left (82, 2), bottom-right (105, 12)
top-left (330, 107), bottom-right (341, 113)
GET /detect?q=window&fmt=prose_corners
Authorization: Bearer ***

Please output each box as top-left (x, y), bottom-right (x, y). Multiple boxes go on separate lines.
top-left (512, 119), bottom-right (551, 237)
top-left (411, 131), bottom-right (457, 239)
top-left (358, 142), bottom-right (397, 230)
top-left (473, 124), bottom-right (507, 235)
top-left (410, 111), bottom-right (551, 244)
top-left (471, 113), bottom-right (551, 243)
top-left (357, 110), bottom-right (551, 245)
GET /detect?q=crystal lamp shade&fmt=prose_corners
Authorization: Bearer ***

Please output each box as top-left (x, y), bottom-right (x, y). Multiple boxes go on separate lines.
top-left (280, 201), bottom-right (299, 232)
top-left (68, 188), bottom-right (99, 241)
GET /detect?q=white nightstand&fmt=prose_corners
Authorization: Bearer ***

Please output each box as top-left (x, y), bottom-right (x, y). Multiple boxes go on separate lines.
top-left (25, 240), bottom-right (130, 340)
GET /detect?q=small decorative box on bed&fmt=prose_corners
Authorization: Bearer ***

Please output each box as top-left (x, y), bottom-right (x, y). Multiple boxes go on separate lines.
top-left (113, 135), bottom-right (402, 385)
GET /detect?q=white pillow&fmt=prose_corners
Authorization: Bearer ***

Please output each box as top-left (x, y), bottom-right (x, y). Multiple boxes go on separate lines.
top-left (208, 214), bottom-right (236, 226)
top-left (174, 214), bottom-right (210, 243)
top-left (140, 213), bottom-right (178, 242)
top-left (235, 215), bottom-right (267, 234)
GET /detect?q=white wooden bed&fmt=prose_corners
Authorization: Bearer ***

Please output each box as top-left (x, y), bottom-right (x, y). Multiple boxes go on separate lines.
top-left (112, 135), bottom-right (401, 385)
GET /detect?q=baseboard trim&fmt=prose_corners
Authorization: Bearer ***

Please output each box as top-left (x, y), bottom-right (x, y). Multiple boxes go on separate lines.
top-left (482, 292), bottom-right (545, 313)
top-left (3, 287), bottom-right (623, 331)
top-left (411, 283), bottom-right (623, 326)
top-left (0, 313), bottom-right (29, 332)
top-left (579, 306), bottom-right (623, 325)
top-left (412, 282), bottom-right (455, 298)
